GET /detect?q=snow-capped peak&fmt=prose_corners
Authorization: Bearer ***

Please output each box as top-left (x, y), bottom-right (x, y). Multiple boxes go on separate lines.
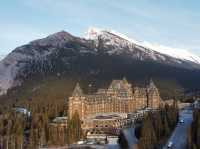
top-left (85, 27), bottom-right (103, 40)
top-left (85, 27), bottom-right (140, 44)
top-left (141, 41), bottom-right (200, 64)
top-left (85, 27), bottom-right (200, 64)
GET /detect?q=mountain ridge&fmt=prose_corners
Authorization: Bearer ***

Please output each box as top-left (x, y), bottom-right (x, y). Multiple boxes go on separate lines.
top-left (0, 28), bottom-right (200, 97)
top-left (85, 27), bottom-right (200, 64)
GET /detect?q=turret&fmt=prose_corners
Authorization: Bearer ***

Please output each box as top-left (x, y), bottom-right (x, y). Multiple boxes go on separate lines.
top-left (122, 77), bottom-right (128, 84)
top-left (147, 79), bottom-right (161, 109)
top-left (68, 83), bottom-right (86, 120)
top-left (72, 83), bottom-right (83, 96)
top-left (149, 78), bottom-right (157, 89)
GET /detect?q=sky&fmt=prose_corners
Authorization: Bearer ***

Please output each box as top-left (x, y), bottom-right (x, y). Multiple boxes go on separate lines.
top-left (1, 0), bottom-right (200, 57)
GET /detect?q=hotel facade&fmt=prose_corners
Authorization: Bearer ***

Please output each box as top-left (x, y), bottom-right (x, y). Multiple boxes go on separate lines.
top-left (68, 78), bottom-right (161, 128)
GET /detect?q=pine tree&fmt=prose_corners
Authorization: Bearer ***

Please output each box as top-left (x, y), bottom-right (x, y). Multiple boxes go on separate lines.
top-left (118, 131), bottom-right (128, 149)
top-left (28, 127), bottom-right (35, 149)
top-left (154, 112), bottom-right (163, 139)
top-left (187, 127), bottom-right (193, 149)
top-left (67, 111), bottom-right (82, 144)
top-left (138, 117), bottom-right (157, 149)
top-left (0, 117), bottom-right (3, 149)
top-left (163, 115), bottom-right (170, 137)
top-left (196, 118), bottom-right (200, 148)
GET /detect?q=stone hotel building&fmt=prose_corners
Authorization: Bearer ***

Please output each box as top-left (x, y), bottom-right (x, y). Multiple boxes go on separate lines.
top-left (68, 78), bottom-right (161, 123)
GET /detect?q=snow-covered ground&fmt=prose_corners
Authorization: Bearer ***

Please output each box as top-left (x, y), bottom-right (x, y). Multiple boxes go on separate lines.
top-left (85, 27), bottom-right (200, 64)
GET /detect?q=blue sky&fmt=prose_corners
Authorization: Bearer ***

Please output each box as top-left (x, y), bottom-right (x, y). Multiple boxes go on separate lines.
top-left (1, 0), bottom-right (200, 56)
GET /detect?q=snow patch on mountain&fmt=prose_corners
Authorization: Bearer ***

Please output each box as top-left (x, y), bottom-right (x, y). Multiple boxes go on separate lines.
top-left (0, 54), bottom-right (6, 61)
top-left (141, 41), bottom-right (200, 64)
top-left (86, 27), bottom-right (139, 44)
top-left (85, 27), bottom-right (200, 64)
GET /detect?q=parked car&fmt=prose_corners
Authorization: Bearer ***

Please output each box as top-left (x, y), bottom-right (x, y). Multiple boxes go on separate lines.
top-left (167, 141), bottom-right (173, 148)
top-left (179, 119), bottom-right (184, 123)
top-left (87, 141), bottom-right (95, 145)
top-left (77, 140), bottom-right (85, 144)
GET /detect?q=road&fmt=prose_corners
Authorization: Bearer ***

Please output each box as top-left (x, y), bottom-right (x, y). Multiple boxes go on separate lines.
top-left (163, 107), bottom-right (193, 149)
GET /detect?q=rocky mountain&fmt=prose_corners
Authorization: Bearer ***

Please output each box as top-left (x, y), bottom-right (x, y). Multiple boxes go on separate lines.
top-left (0, 28), bottom-right (200, 98)
top-left (85, 27), bottom-right (200, 67)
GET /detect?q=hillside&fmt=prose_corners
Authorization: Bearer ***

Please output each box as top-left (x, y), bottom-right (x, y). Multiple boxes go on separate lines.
top-left (0, 29), bottom-right (200, 101)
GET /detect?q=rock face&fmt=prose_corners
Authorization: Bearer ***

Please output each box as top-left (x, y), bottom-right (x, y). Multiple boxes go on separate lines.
top-left (0, 31), bottom-right (93, 95)
top-left (0, 28), bottom-right (200, 95)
